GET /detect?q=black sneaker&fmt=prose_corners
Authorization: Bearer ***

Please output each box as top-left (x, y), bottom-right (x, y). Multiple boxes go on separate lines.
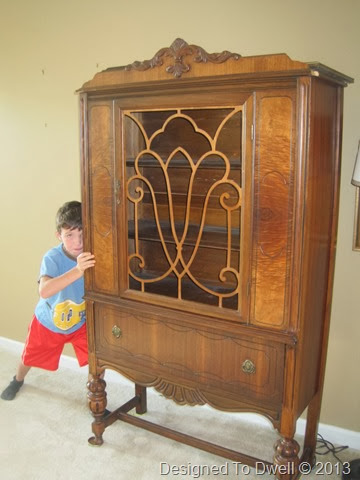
top-left (1, 376), bottom-right (24, 400)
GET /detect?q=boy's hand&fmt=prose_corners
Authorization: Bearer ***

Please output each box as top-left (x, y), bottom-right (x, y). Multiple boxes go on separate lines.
top-left (76, 252), bottom-right (96, 273)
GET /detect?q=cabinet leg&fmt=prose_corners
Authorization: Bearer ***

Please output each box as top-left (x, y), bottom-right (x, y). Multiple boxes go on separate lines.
top-left (274, 436), bottom-right (300, 480)
top-left (302, 393), bottom-right (321, 466)
top-left (135, 384), bottom-right (147, 414)
top-left (87, 375), bottom-right (107, 446)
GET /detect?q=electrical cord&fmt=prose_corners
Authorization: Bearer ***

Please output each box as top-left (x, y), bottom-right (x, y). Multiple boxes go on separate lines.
top-left (316, 433), bottom-right (360, 479)
top-left (316, 432), bottom-right (349, 464)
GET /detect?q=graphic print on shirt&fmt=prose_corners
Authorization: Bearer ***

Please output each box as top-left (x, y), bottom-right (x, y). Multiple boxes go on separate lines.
top-left (52, 300), bottom-right (86, 330)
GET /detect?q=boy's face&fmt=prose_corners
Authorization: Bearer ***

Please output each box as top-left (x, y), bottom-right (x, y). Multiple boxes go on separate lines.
top-left (57, 227), bottom-right (83, 259)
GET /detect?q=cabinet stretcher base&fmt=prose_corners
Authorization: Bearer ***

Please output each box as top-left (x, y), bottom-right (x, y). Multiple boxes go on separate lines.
top-left (88, 382), bottom-right (310, 480)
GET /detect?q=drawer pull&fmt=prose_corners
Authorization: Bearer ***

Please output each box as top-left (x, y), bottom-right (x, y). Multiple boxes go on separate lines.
top-left (242, 359), bottom-right (256, 374)
top-left (112, 325), bottom-right (122, 339)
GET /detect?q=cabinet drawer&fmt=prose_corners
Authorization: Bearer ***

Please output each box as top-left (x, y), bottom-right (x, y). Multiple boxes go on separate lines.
top-left (94, 303), bottom-right (284, 407)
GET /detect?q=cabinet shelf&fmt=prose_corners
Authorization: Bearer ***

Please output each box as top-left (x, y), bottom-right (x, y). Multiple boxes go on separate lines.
top-left (129, 269), bottom-right (238, 309)
top-left (128, 219), bottom-right (240, 251)
top-left (126, 156), bottom-right (241, 170)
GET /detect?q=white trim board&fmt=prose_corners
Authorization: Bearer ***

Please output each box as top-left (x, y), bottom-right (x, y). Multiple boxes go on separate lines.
top-left (1, 335), bottom-right (359, 450)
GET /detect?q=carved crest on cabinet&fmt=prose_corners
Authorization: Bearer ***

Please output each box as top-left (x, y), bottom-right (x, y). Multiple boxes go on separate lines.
top-left (125, 38), bottom-right (241, 78)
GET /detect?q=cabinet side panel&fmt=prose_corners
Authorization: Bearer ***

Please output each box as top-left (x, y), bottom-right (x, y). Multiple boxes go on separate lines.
top-left (252, 93), bottom-right (295, 329)
top-left (295, 80), bottom-right (341, 414)
top-left (88, 102), bottom-right (118, 294)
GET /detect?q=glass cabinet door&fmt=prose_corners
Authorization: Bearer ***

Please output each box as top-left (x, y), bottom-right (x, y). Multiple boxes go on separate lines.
top-left (123, 106), bottom-right (245, 314)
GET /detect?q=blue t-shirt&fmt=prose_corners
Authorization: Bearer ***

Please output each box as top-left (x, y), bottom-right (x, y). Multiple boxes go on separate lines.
top-left (34, 244), bottom-right (86, 334)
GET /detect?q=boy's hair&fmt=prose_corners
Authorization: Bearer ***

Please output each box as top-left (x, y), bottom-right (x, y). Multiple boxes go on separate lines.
top-left (56, 201), bottom-right (82, 233)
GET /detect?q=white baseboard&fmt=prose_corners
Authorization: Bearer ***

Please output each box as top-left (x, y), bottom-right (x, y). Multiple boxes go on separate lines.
top-left (1, 335), bottom-right (359, 450)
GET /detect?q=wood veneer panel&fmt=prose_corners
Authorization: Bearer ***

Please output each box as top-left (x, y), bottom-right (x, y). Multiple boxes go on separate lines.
top-left (88, 103), bottom-right (118, 295)
top-left (252, 92), bottom-right (295, 329)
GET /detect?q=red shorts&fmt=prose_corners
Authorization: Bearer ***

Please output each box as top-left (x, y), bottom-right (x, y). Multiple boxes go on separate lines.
top-left (22, 315), bottom-right (88, 371)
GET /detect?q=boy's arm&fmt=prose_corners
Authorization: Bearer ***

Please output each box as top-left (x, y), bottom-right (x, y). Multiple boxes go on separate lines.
top-left (39, 252), bottom-right (95, 299)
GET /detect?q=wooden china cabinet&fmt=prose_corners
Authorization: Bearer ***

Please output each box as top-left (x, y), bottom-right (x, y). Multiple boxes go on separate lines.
top-left (78, 39), bottom-right (353, 478)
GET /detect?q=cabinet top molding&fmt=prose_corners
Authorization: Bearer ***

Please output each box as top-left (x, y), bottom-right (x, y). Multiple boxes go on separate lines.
top-left (78, 38), bottom-right (353, 92)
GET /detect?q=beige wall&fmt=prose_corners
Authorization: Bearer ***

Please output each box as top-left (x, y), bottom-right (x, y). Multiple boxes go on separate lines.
top-left (1, 0), bottom-right (359, 432)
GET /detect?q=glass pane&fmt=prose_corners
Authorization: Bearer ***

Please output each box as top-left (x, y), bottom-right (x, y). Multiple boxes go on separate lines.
top-left (124, 107), bottom-right (242, 310)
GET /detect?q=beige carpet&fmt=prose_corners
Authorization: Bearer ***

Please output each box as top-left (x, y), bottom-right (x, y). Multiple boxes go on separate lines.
top-left (0, 340), bottom-right (359, 480)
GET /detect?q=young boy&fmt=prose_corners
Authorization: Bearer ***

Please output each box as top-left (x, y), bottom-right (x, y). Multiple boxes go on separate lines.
top-left (1, 200), bottom-right (95, 400)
